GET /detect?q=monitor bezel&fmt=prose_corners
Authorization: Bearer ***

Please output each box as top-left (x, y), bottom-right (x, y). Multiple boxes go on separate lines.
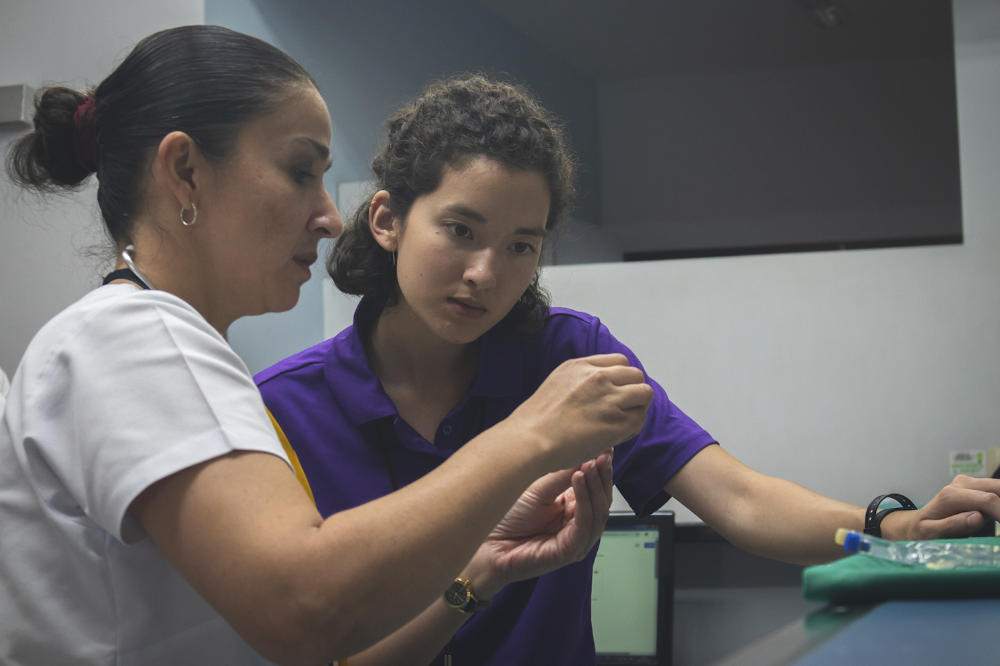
top-left (595, 511), bottom-right (675, 666)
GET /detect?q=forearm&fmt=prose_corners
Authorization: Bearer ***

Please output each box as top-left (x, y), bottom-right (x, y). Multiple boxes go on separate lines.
top-left (345, 601), bottom-right (467, 666)
top-left (666, 445), bottom-right (864, 565)
top-left (288, 462), bottom-right (524, 665)
top-left (710, 476), bottom-right (864, 564)
top-left (301, 421), bottom-right (551, 648)
top-left (134, 355), bottom-right (652, 665)
top-left (668, 446), bottom-right (1000, 568)
top-left (349, 455), bottom-right (616, 665)
top-left (134, 419), bottom-right (549, 666)
top-left (689, 474), bottom-right (989, 564)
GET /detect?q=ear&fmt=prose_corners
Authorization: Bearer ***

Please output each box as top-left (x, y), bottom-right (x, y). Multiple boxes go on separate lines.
top-left (150, 131), bottom-right (205, 212)
top-left (368, 190), bottom-right (399, 252)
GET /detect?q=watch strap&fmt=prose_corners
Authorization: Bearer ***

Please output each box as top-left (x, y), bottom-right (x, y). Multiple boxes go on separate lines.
top-left (461, 595), bottom-right (490, 613)
top-left (864, 493), bottom-right (917, 537)
top-left (445, 578), bottom-right (490, 614)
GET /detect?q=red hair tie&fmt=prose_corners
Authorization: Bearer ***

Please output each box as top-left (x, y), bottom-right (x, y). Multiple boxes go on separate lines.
top-left (72, 95), bottom-right (100, 174)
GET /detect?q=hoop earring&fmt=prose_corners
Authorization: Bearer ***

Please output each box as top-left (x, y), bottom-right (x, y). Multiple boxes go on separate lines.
top-left (181, 203), bottom-right (197, 227)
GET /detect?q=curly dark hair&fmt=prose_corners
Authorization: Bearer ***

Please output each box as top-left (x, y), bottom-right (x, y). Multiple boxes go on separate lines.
top-left (327, 74), bottom-right (577, 331)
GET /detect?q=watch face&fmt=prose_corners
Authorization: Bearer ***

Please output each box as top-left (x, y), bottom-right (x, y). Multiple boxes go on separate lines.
top-left (444, 581), bottom-right (471, 608)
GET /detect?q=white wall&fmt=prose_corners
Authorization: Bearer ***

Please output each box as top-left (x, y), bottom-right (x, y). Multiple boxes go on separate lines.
top-left (542, 0), bottom-right (1000, 522)
top-left (0, 0), bottom-right (204, 375)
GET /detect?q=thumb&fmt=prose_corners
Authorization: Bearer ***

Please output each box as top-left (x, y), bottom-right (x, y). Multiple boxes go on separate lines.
top-left (527, 468), bottom-right (577, 503)
top-left (921, 511), bottom-right (984, 539)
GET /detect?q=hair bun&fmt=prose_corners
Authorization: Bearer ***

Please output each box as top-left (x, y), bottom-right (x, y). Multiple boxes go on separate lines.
top-left (6, 86), bottom-right (96, 191)
top-left (72, 95), bottom-right (99, 174)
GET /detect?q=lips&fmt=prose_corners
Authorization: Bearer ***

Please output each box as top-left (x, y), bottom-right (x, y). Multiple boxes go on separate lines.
top-left (293, 252), bottom-right (318, 268)
top-left (447, 296), bottom-right (487, 319)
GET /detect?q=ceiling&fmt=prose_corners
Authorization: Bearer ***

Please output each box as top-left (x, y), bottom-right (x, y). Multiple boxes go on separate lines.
top-left (476, 0), bottom-right (954, 80)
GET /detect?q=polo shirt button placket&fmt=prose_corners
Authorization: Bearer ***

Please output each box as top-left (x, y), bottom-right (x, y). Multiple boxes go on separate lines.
top-left (442, 425), bottom-right (453, 435)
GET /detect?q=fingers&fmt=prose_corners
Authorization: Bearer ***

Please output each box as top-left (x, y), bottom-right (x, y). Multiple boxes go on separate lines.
top-left (581, 360), bottom-right (652, 410)
top-left (949, 475), bottom-right (1000, 504)
top-left (569, 462), bottom-right (605, 558)
top-left (907, 478), bottom-right (1000, 540)
top-left (528, 468), bottom-right (577, 504)
top-left (571, 469), bottom-right (593, 549)
top-left (926, 482), bottom-right (1000, 522)
top-left (518, 355), bottom-right (653, 470)
top-left (581, 353), bottom-right (632, 368)
top-left (622, 406), bottom-right (652, 444)
top-left (596, 363), bottom-right (648, 386)
top-left (582, 460), bottom-right (612, 554)
top-left (594, 451), bottom-right (614, 507)
top-left (917, 511), bottom-right (985, 540)
top-left (615, 382), bottom-right (655, 410)
top-left (570, 355), bottom-right (649, 392)
top-left (951, 474), bottom-right (1000, 488)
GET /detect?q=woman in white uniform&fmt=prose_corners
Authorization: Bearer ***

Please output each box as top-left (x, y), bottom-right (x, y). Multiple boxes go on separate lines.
top-left (0, 26), bottom-right (652, 666)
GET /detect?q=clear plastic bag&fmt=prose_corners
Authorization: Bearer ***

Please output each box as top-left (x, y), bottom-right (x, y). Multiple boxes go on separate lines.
top-left (835, 529), bottom-right (1000, 570)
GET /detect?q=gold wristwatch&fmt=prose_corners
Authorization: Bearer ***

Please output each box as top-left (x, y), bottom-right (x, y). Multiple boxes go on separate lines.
top-left (443, 578), bottom-right (490, 613)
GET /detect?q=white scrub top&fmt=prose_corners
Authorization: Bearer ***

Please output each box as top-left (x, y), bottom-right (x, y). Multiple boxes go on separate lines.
top-left (0, 285), bottom-right (289, 665)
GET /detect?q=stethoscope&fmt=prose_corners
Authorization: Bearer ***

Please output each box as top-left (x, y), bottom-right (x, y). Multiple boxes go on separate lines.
top-left (121, 244), bottom-right (156, 290)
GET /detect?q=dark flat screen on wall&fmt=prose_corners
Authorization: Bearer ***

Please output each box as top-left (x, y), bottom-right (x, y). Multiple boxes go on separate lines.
top-left (483, 0), bottom-right (962, 262)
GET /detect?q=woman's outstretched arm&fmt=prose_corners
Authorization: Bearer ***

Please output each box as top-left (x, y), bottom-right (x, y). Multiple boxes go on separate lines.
top-left (131, 355), bottom-right (650, 666)
top-left (665, 444), bottom-right (1000, 565)
top-left (343, 451), bottom-right (614, 666)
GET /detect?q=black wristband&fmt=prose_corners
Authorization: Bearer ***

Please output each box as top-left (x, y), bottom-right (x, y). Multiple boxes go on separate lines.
top-left (864, 493), bottom-right (917, 538)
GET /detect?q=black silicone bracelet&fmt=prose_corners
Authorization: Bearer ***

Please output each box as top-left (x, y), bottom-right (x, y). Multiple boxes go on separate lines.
top-left (864, 493), bottom-right (917, 537)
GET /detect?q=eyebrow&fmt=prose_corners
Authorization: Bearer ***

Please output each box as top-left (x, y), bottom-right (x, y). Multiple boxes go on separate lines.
top-left (444, 204), bottom-right (547, 238)
top-left (292, 137), bottom-right (333, 170)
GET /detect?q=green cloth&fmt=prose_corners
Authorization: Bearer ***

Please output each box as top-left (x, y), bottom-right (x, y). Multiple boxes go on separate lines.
top-left (802, 537), bottom-right (1000, 603)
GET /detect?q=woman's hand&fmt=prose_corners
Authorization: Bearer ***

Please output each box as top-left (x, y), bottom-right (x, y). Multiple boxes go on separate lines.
top-left (463, 450), bottom-right (615, 599)
top-left (338, 454), bottom-right (615, 666)
top-left (881, 475), bottom-right (1000, 541)
top-left (508, 354), bottom-right (652, 472)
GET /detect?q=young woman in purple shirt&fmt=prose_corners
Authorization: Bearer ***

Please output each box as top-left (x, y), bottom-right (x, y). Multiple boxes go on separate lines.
top-left (258, 76), bottom-right (1000, 665)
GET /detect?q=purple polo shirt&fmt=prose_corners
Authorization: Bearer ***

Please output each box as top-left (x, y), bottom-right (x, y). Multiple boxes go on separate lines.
top-left (256, 296), bottom-right (715, 665)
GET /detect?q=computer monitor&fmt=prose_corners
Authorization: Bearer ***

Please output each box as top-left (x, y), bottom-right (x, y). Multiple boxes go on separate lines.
top-left (592, 512), bottom-right (674, 666)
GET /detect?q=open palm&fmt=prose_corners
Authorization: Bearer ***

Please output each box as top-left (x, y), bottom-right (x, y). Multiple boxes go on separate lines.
top-left (479, 452), bottom-right (613, 587)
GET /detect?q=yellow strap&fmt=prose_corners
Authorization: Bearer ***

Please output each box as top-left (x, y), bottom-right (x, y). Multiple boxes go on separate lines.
top-left (267, 410), bottom-right (347, 666)
top-left (266, 407), bottom-right (316, 505)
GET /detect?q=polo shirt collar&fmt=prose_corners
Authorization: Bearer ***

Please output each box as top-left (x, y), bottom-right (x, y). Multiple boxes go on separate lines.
top-left (324, 295), bottom-right (524, 426)
top-left (323, 296), bottom-right (398, 426)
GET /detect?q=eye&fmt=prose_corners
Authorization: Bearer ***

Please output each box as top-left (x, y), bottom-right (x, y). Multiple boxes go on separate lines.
top-left (445, 223), bottom-right (473, 240)
top-left (292, 165), bottom-right (317, 184)
top-left (511, 241), bottom-right (538, 255)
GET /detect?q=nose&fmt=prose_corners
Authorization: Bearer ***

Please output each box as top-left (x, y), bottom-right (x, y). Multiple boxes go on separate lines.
top-left (464, 248), bottom-right (497, 291)
top-left (309, 188), bottom-right (343, 238)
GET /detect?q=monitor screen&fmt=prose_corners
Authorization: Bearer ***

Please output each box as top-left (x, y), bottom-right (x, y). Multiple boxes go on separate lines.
top-left (593, 514), bottom-right (672, 665)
